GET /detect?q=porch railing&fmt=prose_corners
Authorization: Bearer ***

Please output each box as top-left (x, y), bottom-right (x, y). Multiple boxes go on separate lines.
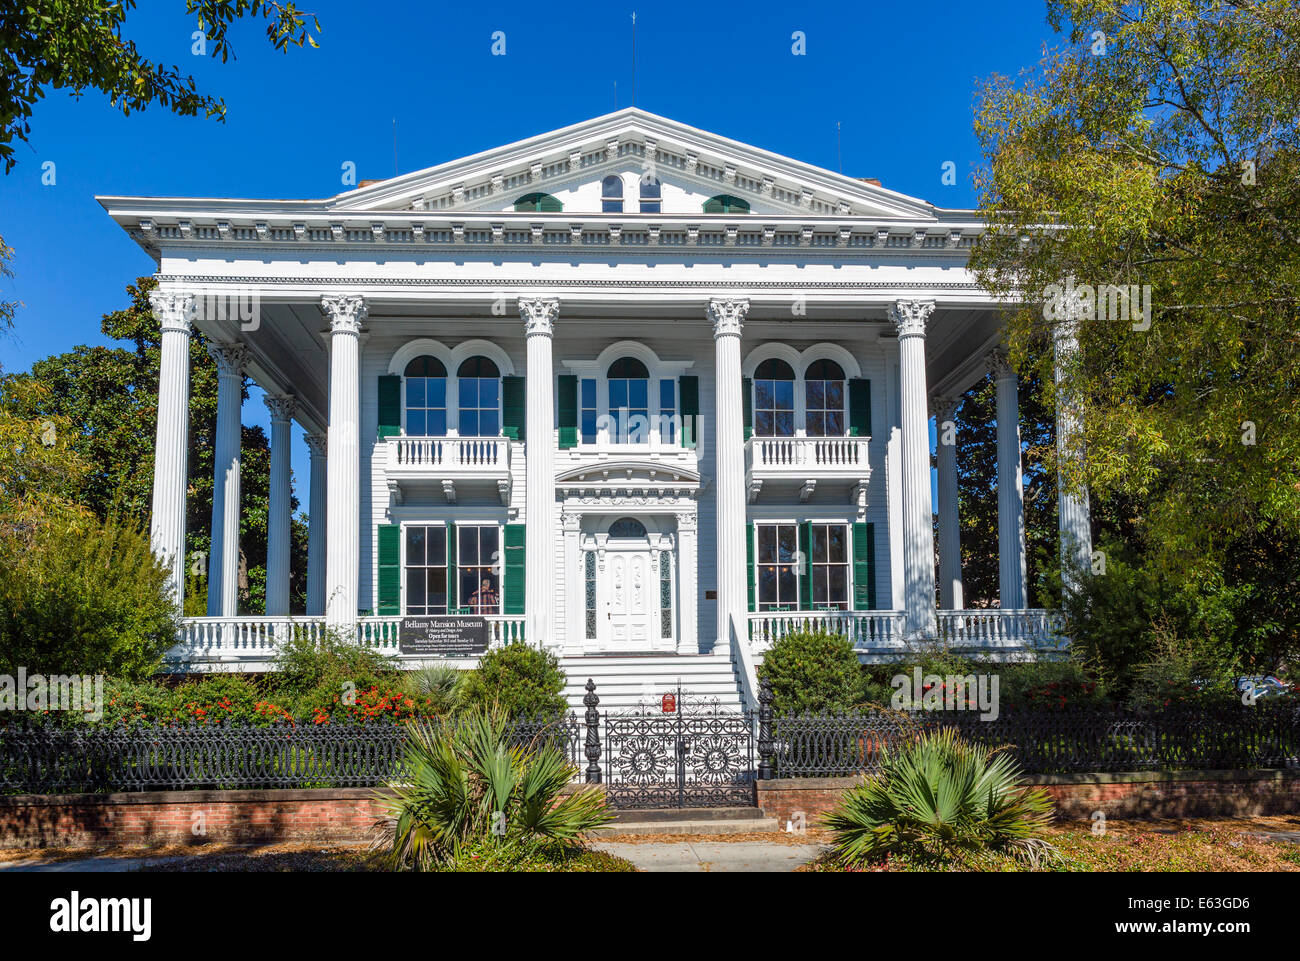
top-left (936, 608), bottom-right (1066, 648)
top-left (749, 610), bottom-right (907, 653)
top-left (746, 436), bottom-right (870, 474)
top-left (387, 436), bottom-right (510, 471)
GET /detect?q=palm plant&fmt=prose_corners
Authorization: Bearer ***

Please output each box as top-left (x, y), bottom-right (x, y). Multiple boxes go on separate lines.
top-left (402, 664), bottom-right (464, 716)
top-left (822, 727), bottom-right (1058, 868)
top-left (377, 707), bottom-right (611, 870)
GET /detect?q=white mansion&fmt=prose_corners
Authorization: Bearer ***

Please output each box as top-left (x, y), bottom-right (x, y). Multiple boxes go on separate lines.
top-left (101, 109), bottom-right (1089, 709)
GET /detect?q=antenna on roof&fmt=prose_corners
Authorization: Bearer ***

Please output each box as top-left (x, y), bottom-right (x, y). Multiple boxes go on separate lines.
top-left (837, 121), bottom-right (842, 175)
top-left (614, 80), bottom-right (618, 110)
top-left (631, 12), bottom-right (637, 107)
top-left (393, 118), bottom-right (398, 177)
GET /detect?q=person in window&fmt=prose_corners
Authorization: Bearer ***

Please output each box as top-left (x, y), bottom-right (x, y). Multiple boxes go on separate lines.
top-left (467, 576), bottom-right (500, 614)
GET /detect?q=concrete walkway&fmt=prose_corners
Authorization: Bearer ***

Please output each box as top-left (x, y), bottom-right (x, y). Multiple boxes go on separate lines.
top-left (0, 856), bottom-right (181, 873)
top-left (592, 839), bottom-right (828, 872)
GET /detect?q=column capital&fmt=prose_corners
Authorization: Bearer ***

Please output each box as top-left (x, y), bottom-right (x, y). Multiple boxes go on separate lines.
top-left (519, 297), bottom-right (559, 336)
top-left (987, 348), bottom-right (1015, 380)
top-left (888, 299), bottom-right (935, 339)
top-left (930, 394), bottom-right (960, 422)
top-left (264, 394), bottom-right (296, 423)
top-left (206, 342), bottom-right (249, 378)
top-left (304, 432), bottom-right (327, 458)
top-left (708, 298), bottom-right (748, 338)
top-left (320, 294), bottom-right (368, 334)
top-left (149, 291), bottom-right (196, 334)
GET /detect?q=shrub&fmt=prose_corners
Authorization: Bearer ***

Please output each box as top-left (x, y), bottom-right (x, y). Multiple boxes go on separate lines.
top-left (0, 513), bottom-right (178, 679)
top-left (758, 629), bottom-right (866, 715)
top-left (378, 707), bottom-right (610, 871)
top-left (457, 643), bottom-right (568, 719)
top-left (401, 664), bottom-right (464, 717)
top-left (995, 659), bottom-right (1108, 712)
top-left (267, 629), bottom-right (399, 717)
top-left (822, 728), bottom-right (1057, 868)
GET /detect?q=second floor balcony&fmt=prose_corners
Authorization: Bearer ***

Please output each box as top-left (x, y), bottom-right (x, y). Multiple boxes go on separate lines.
top-left (745, 435), bottom-right (872, 504)
top-left (385, 435), bottom-right (512, 505)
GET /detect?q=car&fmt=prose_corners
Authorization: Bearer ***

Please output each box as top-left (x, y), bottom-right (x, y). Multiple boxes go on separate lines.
top-left (1233, 675), bottom-right (1293, 701)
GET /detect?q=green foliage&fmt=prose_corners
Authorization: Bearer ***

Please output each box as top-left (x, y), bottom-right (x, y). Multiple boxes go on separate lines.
top-left (379, 707), bottom-right (611, 871)
top-left (993, 659), bottom-right (1107, 712)
top-left (400, 664), bottom-right (464, 717)
top-left (0, 233), bottom-right (15, 331)
top-left (457, 643), bottom-right (568, 719)
top-left (1123, 629), bottom-right (1239, 712)
top-left (0, 1), bottom-right (321, 173)
top-left (266, 629), bottom-right (398, 716)
top-left (758, 629), bottom-right (866, 715)
top-left (0, 513), bottom-right (178, 679)
top-left (823, 728), bottom-right (1058, 868)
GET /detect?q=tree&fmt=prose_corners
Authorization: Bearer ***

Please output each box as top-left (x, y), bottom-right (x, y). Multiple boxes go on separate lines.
top-left (1, 276), bottom-right (309, 614)
top-left (0, 1), bottom-right (320, 173)
top-left (0, 233), bottom-right (16, 332)
top-left (970, 0), bottom-right (1300, 583)
top-left (946, 372), bottom-right (1057, 608)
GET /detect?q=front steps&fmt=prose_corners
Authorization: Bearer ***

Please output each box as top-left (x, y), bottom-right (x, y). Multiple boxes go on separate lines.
top-left (560, 653), bottom-right (745, 712)
top-left (590, 806), bottom-right (776, 838)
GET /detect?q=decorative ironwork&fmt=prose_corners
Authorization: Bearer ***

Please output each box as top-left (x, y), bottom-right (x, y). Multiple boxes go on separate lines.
top-left (757, 677), bottom-right (774, 780)
top-left (0, 714), bottom-right (581, 794)
top-left (603, 686), bottom-right (756, 809)
top-left (584, 678), bottom-right (602, 784)
top-left (767, 703), bottom-right (1300, 778)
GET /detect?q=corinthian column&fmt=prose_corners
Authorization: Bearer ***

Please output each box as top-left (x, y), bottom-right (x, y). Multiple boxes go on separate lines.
top-left (520, 298), bottom-right (559, 646)
top-left (304, 432), bottom-right (327, 616)
top-left (206, 342), bottom-right (248, 616)
top-left (321, 295), bottom-right (366, 629)
top-left (264, 395), bottom-right (295, 616)
top-left (1053, 316), bottom-right (1093, 594)
top-left (148, 291), bottom-right (195, 606)
top-left (889, 300), bottom-right (937, 639)
top-left (991, 351), bottom-right (1028, 609)
top-left (932, 394), bottom-right (964, 610)
top-left (709, 297), bottom-right (749, 657)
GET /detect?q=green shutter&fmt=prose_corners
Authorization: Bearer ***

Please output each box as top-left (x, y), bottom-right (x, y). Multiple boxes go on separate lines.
top-left (848, 378), bottom-right (871, 437)
top-left (447, 523), bottom-right (458, 613)
top-left (557, 375), bottom-right (578, 449)
top-left (742, 377), bottom-right (753, 440)
top-left (378, 375), bottom-right (401, 439)
top-left (853, 522), bottom-right (876, 610)
top-left (746, 522), bottom-right (756, 612)
top-left (502, 376), bottom-right (525, 440)
top-left (377, 524), bottom-right (401, 615)
top-left (799, 521), bottom-right (812, 610)
top-left (679, 375), bottom-right (699, 449)
top-left (504, 523), bottom-right (526, 616)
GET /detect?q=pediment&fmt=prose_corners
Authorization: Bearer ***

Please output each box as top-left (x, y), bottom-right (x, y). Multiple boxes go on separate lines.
top-left (555, 457), bottom-right (701, 488)
top-left (328, 108), bottom-right (939, 221)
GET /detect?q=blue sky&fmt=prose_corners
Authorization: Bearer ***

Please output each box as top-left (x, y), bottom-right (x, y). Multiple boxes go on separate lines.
top-left (0, 0), bottom-right (1061, 503)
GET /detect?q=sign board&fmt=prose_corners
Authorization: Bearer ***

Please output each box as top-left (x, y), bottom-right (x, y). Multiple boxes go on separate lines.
top-left (661, 692), bottom-right (677, 714)
top-left (399, 616), bottom-right (489, 657)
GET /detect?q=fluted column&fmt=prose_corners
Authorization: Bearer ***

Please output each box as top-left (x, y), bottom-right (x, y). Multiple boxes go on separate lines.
top-left (321, 295), bottom-right (366, 629)
top-left (709, 298), bottom-right (749, 657)
top-left (889, 300), bottom-right (937, 639)
top-left (1053, 317), bottom-right (1093, 593)
top-left (932, 395), bottom-right (964, 610)
top-left (304, 433), bottom-right (327, 616)
top-left (991, 351), bottom-right (1028, 609)
top-left (147, 291), bottom-right (195, 606)
top-left (520, 298), bottom-right (559, 646)
top-left (206, 343), bottom-right (248, 616)
top-left (264, 395), bottom-right (295, 616)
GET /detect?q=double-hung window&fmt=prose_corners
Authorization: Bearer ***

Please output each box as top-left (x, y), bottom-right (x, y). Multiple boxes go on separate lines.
top-left (808, 523), bottom-right (850, 610)
top-left (608, 357), bottom-right (650, 443)
top-left (458, 525), bottom-right (500, 615)
top-left (753, 359), bottom-right (795, 437)
top-left (804, 360), bottom-right (846, 437)
top-left (405, 525), bottom-right (448, 614)
top-left (457, 356), bottom-right (500, 437)
top-left (755, 523), bottom-right (799, 611)
top-left (404, 356), bottom-right (447, 436)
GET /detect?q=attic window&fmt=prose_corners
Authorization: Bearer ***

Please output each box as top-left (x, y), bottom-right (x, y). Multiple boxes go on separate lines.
top-left (602, 175), bottom-right (624, 213)
top-left (639, 175), bottom-right (661, 214)
top-left (703, 194), bottom-right (750, 214)
top-left (514, 192), bottom-right (562, 213)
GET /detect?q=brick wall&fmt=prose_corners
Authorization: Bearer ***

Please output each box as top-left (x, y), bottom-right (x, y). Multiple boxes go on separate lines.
top-left (757, 769), bottom-right (1300, 825)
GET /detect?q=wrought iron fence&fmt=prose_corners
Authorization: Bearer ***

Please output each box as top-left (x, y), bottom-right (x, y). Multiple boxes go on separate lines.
top-left (0, 715), bottom-right (581, 794)
top-left (761, 702), bottom-right (1300, 778)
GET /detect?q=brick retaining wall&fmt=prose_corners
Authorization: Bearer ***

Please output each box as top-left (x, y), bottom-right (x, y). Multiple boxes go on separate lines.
top-left (756, 768), bottom-right (1300, 825)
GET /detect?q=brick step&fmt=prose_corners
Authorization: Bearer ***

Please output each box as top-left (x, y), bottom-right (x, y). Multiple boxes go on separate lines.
top-left (590, 817), bottom-right (777, 838)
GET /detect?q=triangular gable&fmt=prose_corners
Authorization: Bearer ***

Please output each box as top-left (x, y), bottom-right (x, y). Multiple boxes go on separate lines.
top-left (328, 108), bottom-right (938, 221)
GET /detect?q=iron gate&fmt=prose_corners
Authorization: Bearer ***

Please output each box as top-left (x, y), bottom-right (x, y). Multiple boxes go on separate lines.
top-left (602, 689), bottom-right (755, 809)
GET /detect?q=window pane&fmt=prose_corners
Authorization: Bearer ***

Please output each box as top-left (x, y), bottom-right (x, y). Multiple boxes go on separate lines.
top-left (777, 525), bottom-right (797, 563)
top-left (758, 567), bottom-right (777, 604)
top-left (610, 380), bottom-right (627, 408)
top-left (407, 410), bottom-right (426, 437)
top-left (755, 410), bottom-right (774, 436)
top-left (459, 526), bottom-right (478, 564)
top-left (813, 570), bottom-right (828, 605)
top-left (406, 378), bottom-right (425, 407)
top-left (407, 569), bottom-right (426, 608)
top-left (640, 201), bottom-right (661, 214)
top-left (459, 379), bottom-right (476, 407)
top-left (481, 525), bottom-right (499, 559)
top-left (825, 381), bottom-right (844, 409)
top-left (428, 568), bottom-right (447, 611)
top-left (758, 525), bottom-right (775, 564)
top-left (829, 566), bottom-right (848, 605)
top-left (428, 410), bottom-right (447, 436)
top-left (812, 526), bottom-right (827, 563)
top-left (754, 381), bottom-right (774, 409)
top-left (407, 526), bottom-right (426, 566)
top-left (460, 411), bottom-right (478, 436)
top-left (826, 411), bottom-right (844, 436)
top-left (581, 408), bottom-right (597, 442)
top-left (806, 380), bottom-right (824, 410)
top-left (429, 527), bottom-right (446, 566)
top-left (778, 566), bottom-right (797, 603)
top-left (581, 378), bottom-right (596, 407)
top-left (775, 411), bottom-right (795, 436)
top-left (480, 379), bottom-right (498, 407)
top-left (480, 411), bottom-right (499, 437)
top-left (774, 381), bottom-right (794, 409)
top-left (805, 412), bottom-right (824, 437)
top-left (827, 525), bottom-right (847, 563)
top-left (630, 379), bottom-right (647, 407)
top-left (602, 200), bottom-right (622, 213)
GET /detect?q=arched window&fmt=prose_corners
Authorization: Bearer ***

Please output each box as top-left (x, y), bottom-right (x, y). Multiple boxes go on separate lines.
top-left (602, 175), bottom-right (624, 213)
top-left (805, 359), bottom-right (846, 437)
top-left (608, 517), bottom-right (647, 539)
top-left (404, 355), bottom-right (447, 436)
top-left (608, 356), bottom-right (649, 443)
top-left (703, 194), bottom-right (750, 214)
top-left (639, 174), bottom-right (661, 214)
top-left (753, 358), bottom-right (795, 437)
top-left (514, 192), bottom-right (562, 213)
top-left (457, 356), bottom-right (500, 436)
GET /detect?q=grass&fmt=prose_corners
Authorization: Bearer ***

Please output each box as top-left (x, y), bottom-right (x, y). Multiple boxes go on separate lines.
top-left (801, 817), bottom-right (1300, 872)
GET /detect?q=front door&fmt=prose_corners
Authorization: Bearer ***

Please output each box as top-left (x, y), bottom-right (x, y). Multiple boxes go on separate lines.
top-left (606, 549), bottom-right (658, 647)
